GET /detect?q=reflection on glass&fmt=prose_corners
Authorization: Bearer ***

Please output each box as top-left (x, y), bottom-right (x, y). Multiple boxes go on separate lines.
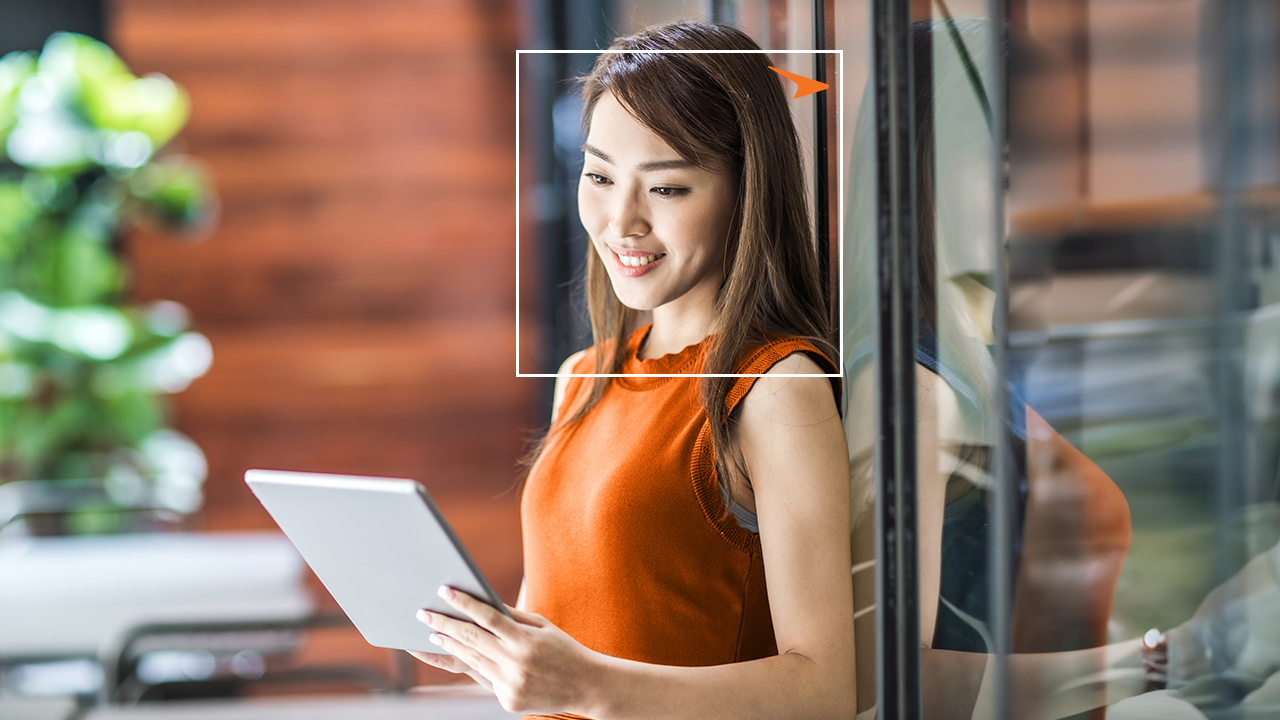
top-left (850, 3), bottom-right (1280, 718)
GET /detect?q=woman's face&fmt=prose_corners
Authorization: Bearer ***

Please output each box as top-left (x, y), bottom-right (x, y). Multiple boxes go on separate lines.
top-left (578, 91), bottom-right (738, 319)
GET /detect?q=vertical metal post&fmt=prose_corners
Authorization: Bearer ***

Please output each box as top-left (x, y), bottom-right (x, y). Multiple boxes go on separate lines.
top-left (872, 0), bottom-right (921, 718)
top-left (1212, 0), bottom-right (1250, 595)
top-left (985, 1), bottom-right (1012, 719)
top-left (814, 0), bottom-right (832, 319)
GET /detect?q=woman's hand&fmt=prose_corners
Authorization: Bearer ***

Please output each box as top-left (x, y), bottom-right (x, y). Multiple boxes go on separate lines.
top-left (408, 641), bottom-right (493, 692)
top-left (412, 585), bottom-right (600, 715)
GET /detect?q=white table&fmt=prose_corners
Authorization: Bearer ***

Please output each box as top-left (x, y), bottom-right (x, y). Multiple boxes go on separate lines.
top-left (0, 696), bottom-right (78, 720)
top-left (80, 686), bottom-right (519, 720)
top-left (0, 532), bottom-right (311, 662)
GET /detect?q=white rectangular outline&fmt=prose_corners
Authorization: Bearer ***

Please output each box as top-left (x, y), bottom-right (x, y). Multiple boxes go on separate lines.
top-left (516, 49), bottom-right (844, 378)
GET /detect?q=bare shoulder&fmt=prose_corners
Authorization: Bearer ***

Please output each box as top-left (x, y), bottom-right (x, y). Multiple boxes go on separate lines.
top-left (732, 351), bottom-right (848, 517)
top-left (737, 352), bottom-right (840, 429)
top-left (556, 349), bottom-right (588, 376)
top-left (551, 349), bottom-right (588, 423)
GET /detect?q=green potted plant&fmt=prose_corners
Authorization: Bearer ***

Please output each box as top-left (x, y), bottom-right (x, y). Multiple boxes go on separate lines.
top-left (0, 33), bottom-right (217, 535)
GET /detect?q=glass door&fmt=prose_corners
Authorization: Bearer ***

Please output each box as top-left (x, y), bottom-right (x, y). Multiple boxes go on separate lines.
top-left (861, 0), bottom-right (1280, 718)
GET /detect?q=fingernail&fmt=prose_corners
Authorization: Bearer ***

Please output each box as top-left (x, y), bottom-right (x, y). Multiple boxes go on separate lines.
top-left (428, 633), bottom-right (442, 646)
top-left (438, 586), bottom-right (453, 600)
top-left (416, 609), bottom-right (430, 623)
top-left (1143, 628), bottom-right (1162, 648)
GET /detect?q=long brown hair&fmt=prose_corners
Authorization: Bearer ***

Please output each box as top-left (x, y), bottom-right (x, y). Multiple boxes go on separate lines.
top-left (556, 22), bottom-right (834, 494)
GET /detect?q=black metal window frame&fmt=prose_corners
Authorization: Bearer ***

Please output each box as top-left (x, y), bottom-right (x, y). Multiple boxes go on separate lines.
top-left (870, 1), bottom-right (1011, 718)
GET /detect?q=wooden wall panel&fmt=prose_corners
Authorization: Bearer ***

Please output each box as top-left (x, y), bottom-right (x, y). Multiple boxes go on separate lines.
top-left (109, 0), bottom-right (530, 662)
top-left (113, 0), bottom-right (498, 64)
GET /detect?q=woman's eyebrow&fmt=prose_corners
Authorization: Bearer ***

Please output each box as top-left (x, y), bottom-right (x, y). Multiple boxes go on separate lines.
top-left (636, 158), bottom-right (695, 172)
top-left (582, 143), bottom-right (614, 164)
top-left (582, 143), bottom-right (694, 172)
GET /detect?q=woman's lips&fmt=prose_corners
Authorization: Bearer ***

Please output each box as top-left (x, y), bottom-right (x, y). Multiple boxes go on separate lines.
top-left (610, 248), bottom-right (665, 278)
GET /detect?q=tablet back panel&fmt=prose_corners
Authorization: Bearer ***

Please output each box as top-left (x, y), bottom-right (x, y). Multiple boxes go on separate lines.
top-left (245, 469), bottom-right (506, 653)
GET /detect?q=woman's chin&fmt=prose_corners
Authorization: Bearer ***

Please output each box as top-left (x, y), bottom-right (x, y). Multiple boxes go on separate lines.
top-left (616, 298), bottom-right (659, 314)
top-left (609, 287), bottom-right (661, 313)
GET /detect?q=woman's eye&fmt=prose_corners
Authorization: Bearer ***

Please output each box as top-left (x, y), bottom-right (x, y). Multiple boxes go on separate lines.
top-left (651, 186), bottom-right (688, 197)
top-left (585, 173), bottom-right (611, 186)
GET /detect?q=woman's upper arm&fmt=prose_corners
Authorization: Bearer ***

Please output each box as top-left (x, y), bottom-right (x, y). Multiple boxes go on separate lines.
top-left (524, 351), bottom-right (584, 615)
top-left (915, 365), bottom-right (945, 648)
top-left (551, 349), bottom-right (587, 424)
top-left (734, 354), bottom-right (854, 669)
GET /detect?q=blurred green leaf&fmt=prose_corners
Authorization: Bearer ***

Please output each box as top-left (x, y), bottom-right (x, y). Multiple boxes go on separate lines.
top-left (0, 182), bottom-right (38, 266)
top-left (101, 390), bottom-right (160, 445)
top-left (85, 75), bottom-right (189, 149)
top-left (0, 51), bottom-right (36, 147)
top-left (0, 32), bottom-right (212, 511)
top-left (51, 31), bottom-right (192, 150)
top-left (129, 156), bottom-right (216, 230)
top-left (55, 229), bottom-right (121, 306)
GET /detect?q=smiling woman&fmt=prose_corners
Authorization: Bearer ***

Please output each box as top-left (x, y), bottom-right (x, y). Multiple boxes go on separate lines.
top-left (411, 21), bottom-right (853, 720)
top-left (577, 91), bottom-right (739, 353)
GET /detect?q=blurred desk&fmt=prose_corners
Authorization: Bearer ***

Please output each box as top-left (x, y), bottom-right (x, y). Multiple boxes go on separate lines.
top-left (80, 687), bottom-right (518, 720)
top-left (0, 696), bottom-right (79, 720)
top-left (0, 532), bottom-right (310, 661)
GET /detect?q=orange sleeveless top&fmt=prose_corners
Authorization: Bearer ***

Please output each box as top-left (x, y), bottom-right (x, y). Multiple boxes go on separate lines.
top-left (520, 325), bottom-right (836, 720)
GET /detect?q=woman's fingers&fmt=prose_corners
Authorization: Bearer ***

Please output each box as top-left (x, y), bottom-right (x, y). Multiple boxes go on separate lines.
top-left (408, 650), bottom-right (467, 674)
top-left (427, 631), bottom-right (501, 679)
top-left (438, 586), bottom-right (515, 637)
top-left (420, 597), bottom-right (595, 715)
top-left (417, 606), bottom-right (503, 658)
top-left (408, 651), bottom-right (494, 691)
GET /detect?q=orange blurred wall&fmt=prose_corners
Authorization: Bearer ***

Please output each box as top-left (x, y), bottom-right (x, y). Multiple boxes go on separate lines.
top-left (109, 0), bottom-right (530, 613)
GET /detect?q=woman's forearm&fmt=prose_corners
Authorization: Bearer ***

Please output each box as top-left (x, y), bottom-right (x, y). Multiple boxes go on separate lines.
top-left (1012, 637), bottom-right (1146, 719)
top-left (922, 637), bottom-right (1147, 720)
top-left (580, 649), bottom-right (855, 720)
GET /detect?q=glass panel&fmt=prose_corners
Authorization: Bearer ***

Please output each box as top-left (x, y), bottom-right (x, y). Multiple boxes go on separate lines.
top-left (919, 3), bottom-right (1012, 719)
top-left (835, 0), bottom-right (877, 712)
top-left (997, 0), bottom-right (1280, 718)
top-left (893, 0), bottom-right (1280, 717)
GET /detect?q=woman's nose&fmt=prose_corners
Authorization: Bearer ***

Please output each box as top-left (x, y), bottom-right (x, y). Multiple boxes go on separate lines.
top-left (608, 187), bottom-right (649, 239)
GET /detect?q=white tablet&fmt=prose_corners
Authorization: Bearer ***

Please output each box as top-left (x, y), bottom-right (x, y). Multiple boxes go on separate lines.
top-left (245, 469), bottom-right (511, 654)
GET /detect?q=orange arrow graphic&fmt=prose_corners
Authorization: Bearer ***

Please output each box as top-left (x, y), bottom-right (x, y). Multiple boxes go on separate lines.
top-left (768, 66), bottom-right (829, 99)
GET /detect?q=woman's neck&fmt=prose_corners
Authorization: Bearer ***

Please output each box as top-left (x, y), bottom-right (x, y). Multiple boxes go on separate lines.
top-left (640, 304), bottom-right (716, 360)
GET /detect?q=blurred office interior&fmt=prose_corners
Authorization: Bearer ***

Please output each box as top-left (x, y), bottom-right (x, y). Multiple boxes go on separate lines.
top-left (0, 0), bottom-right (1278, 719)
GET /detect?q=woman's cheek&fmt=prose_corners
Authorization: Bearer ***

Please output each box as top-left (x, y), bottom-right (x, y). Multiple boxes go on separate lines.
top-left (577, 182), bottom-right (604, 237)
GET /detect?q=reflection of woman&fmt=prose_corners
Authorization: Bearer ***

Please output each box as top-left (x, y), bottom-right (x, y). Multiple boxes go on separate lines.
top-left (843, 18), bottom-right (1150, 720)
top-left (846, 18), bottom-right (1280, 720)
top-left (411, 22), bottom-right (856, 720)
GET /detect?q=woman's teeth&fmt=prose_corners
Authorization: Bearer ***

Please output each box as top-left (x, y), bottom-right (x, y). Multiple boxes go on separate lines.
top-left (619, 254), bottom-right (658, 267)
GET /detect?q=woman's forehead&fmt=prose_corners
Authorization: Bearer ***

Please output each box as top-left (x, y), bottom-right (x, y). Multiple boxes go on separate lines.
top-left (584, 92), bottom-right (686, 168)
